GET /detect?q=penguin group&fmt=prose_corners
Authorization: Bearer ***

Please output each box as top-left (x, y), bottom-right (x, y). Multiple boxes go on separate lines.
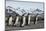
top-left (5, 14), bottom-right (38, 27)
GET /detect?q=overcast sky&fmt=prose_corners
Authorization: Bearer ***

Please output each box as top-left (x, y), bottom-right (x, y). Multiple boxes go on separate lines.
top-left (6, 0), bottom-right (44, 11)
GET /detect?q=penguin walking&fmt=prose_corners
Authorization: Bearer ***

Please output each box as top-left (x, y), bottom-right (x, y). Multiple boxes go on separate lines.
top-left (34, 14), bottom-right (38, 24)
top-left (28, 15), bottom-right (31, 25)
top-left (21, 16), bottom-right (26, 27)
top-left (8, 15), bottom-right (13, 25)
top-left (20, 13), bottom-right (27, 27)
top-left (25, 16), bottom-right (28, 25)
top-left (14, 16), bottom-right (19, 26)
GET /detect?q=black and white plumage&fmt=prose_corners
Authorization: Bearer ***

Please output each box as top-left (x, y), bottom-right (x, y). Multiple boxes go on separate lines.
top-left (5, 14), bottom-right (38, 27)
top-left (19, 13), bottom-right (27, 27)
top-left (14, 16), bottom-right (19, 26)
top-left (8, 15), bottom-right (13, 25)
top-left (28, 15), bottom-right (31, 24)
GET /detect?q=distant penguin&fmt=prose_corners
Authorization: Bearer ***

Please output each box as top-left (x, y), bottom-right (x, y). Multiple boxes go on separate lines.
top-left (20, 13), bottom-right (26, 27)
top-left (25, 16), bottom-right (28, 25)
top-left (28, 15), bottom-right (31, 24)
top-left (21, 16), bottom-right (26, 27)
top-left (12, 16), bottom-right (16, 26)
top-left (9, 15), bottom-right (13, 25)
top-left (20, 16), bottom-right (23, 27)
top-left (26, 13), bottom-right (31, 25)
top-left (14, 16), bottom-right (19, 26)
top-left (34, 14), bottom-right (38, 24)
top-left (35, 16), bottom-right (38, 24)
